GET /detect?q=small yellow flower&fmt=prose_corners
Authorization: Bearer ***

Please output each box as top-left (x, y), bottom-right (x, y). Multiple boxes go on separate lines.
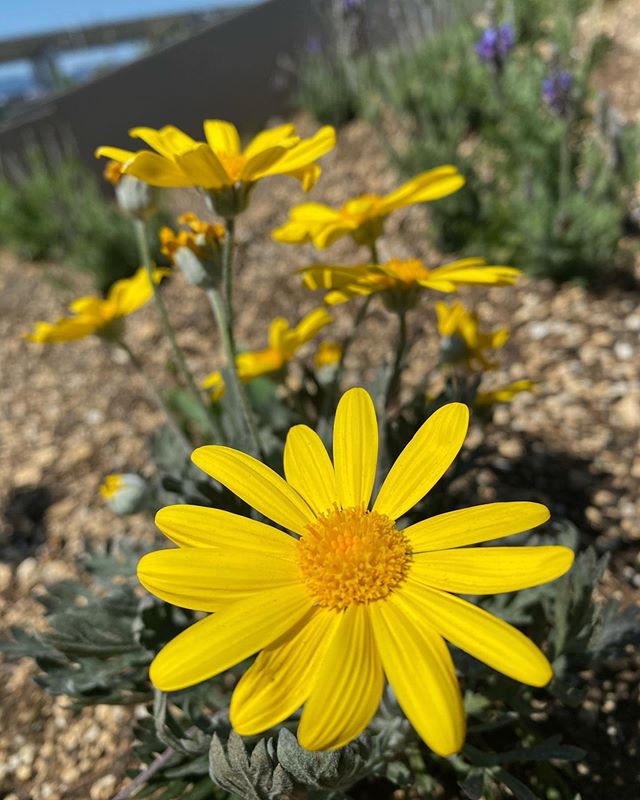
top-left (436, 301), bottom-right (509, 370)
top-left (202, 371), bottom-right (226, 403)
top-left (96, 121), bottom-right (335, 194)
top-left (160, 213), bottom-right (225, 262)
top-left (202, 309), bottom-right (332, 385)
top-left (273, 166), bottom-right (465, 248)
top-left (139, 388), bottom-right (573, 755)
top-left (26, 267), bottom-right (167, 344)
top-left (476, 379), bottom-right (538, 406)
top-left (103, 159), bottom-right (124, 185)
top-left (302, 258), bottom-right (520, 306)
top-left (100, 474), bottom-right (123, 499)
top-left (314, 341), bottom-right (342, 368)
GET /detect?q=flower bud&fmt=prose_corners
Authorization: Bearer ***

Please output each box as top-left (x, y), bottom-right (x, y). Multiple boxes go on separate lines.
top-left (114, 174), bottom-right (159, 219)
top-left (99, 473), bottom-right (149, 515)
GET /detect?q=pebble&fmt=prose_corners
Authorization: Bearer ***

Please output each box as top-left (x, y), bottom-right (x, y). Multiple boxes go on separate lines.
top-left (90, 774), bottom-right (118, 800)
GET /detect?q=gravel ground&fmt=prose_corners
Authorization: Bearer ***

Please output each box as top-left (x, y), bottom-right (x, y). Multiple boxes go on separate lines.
top-left (2, 12), bottom-right (640, 798)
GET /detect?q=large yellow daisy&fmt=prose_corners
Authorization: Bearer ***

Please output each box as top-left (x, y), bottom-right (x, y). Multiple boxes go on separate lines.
top-left (138, 388), bottom-right (573, 756)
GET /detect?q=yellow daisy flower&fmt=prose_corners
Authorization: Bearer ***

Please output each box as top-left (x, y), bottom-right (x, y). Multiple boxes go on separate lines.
top-left (202, 371), bottom-right (227, 403)
top-left (476, 379), bottom-right (538, 406)
top-left (302, 258), bottom-right (520, 306)
top-left (96, 121), bottom-right (335, 196)
top-left (26, 266), bottom-right (167, 344)
top-left (314, 341), bottom-right (342, 369)
top-left (202, 308), bottom-right (332, 385)
top-left (138, 388), bottom-right (573, 756)
top-left (273, 166), bottom-right (465, 248)
top-left (436, 301), bottom-right (509, 370)
top-left (99, 474), bottom-right (123, 499)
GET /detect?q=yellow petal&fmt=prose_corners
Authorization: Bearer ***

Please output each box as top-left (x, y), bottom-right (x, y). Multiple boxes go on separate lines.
top-left (272, 220), bottom-right (314, 244)
top-left (158, 125), bottom-right (200, 155)
top-left (124, 152), bottom-right (194, 187)
top-left (243, 124), bottom-right (299, 159)
top-left (378, 166), bottom-right (465, 214)
top-left (374, 403), bottom-right (468, 520)
top-left (174, 144), bottom-right (230, 188)
top-left (290, 202), bottom-right (341, 223)
top-left (107, 266), bottom-right (157, 317)
top-left (137, 547), bottom-right (299, 611)
top-left (236, 348), bottom-right (284, 380)
top-left (284, 425), bottom-right (338, 515)
top-left (301, 264), bottom-right (372, 291)
top-left (26, 317), bottom-right (99, 343)
top-left (370, 594), bottom-right (464, 756)
top-left (230, 607), bottom-right (337, 735)
top-left (297, 605), bottom-right (383, 750)
top-left (155, 504), bottom-right (298, 557)
top-left (129, 126), bottom-right (177, 158)
top-left (240, 146), bottom-right (289, 181)
top-left (427, 260), bottom-right (520, 287)
top-left (398, 580), bottom-right (553, 686)
top-left (405, 502), bottom-right (550, 552)
top-left (261, 126), bottom-right (336, 175)
top-left (191, 446), bottom-right (315, 535)
top-left (149, 584), bottom-right (313, 692)
top-left (94, 145), bottom-right (137, 163)
top-left (333, 387), bottom-right (378, 509)
top-left (293, 308), bottom-right (332, 345)
top-left (203, 120), bottom-right (241, 154)
top-left (412, 546), bottom-right (574, 594)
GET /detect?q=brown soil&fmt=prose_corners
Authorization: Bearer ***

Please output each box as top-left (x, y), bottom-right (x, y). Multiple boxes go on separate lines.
top-left (2, 3), bottom-right (640, 798)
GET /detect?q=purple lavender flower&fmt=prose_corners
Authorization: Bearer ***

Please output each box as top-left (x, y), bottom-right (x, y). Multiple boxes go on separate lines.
top-left (304, 35), bottom-right (322, 55)
top-left (475, 24), bottom-right (515, 68)
top-left (542, 70), bottom-right (573, 115)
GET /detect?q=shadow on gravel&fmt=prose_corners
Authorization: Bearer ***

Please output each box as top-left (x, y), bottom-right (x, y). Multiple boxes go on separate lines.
top-left (483, 432), bottom-right (615, 546)
top-left (1, 485), bottom-right (53, 562)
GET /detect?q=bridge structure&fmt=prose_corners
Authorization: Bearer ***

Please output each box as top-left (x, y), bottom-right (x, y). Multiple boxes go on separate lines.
top-left (0, 7), bottom-right (242, 92)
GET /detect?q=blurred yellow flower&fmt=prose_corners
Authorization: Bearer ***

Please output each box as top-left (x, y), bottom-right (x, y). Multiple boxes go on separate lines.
top-left (161, 213), bottom-right (225, 262)
top-left (436, 301), bottom-right (509, 370)
top-left (314, 341), bottom-right (342, 368)
top-left (99, 474), bottom-right (123, 499)
top-left (203, 309), bottom-right (332, 385)
top-left (302, 258), bottom-right (520, 306)
top-left (103, 159), bottom-right (124, 185)
top-left (139, 388), bottom-right (573, 755)
top-left (273, 166), bottom-right (464, 248)
top-left (26, 267), bottom-right (167, 344)
top-left (202, 371), bottom-right (226, 403)
top-left (476, 379), bottom-right (538, 406)
top-left (96, 121), bottom-right (335, 194)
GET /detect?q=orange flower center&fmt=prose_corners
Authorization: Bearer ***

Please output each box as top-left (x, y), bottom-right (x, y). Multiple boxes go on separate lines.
top-left (217, 151), bottom-right (247, 182)
top-left (298, 506), bottom-right (412, 610)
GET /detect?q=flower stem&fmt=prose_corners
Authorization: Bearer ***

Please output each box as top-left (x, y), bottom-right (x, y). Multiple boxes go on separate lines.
top-left (132, 218), bottom-right (221, 441)
top-left (385, 307), bottom-right (408, 411)
top-left (206, 286), bottom-right (264, 458)
top-left (222, 216), bottom-right (236, 337)
top-left (118, 340), bottom-right (192, 454)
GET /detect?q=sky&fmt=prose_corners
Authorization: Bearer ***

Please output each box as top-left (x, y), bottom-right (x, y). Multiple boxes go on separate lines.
top-left (2, 0), bottom-right (252, 38)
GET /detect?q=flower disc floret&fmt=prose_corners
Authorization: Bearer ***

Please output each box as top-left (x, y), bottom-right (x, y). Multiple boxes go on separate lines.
top-left (298, 506), bottom-right (412, 610)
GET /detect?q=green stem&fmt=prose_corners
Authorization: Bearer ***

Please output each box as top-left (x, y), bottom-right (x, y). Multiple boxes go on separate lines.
top-left (385, 307), bottom-right (408, 411)
top-left (206, 287), bottom-right (264, 458)
top-left (133, 218), bottom-right (222, 441)
top-left (118, 340), bottom-right (191, 454)
top-left (369, 240), bottom-right (380, 264)
top-left (222, 217), bottom-right (236, 338)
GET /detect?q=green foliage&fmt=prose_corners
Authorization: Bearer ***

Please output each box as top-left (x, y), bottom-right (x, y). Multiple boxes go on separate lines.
top-left (296, 50), bottom-right (361, 128)
top-left (303, 0), bottom-right (640, 284)
top-left (0, 152), bottom-right (166, 292)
